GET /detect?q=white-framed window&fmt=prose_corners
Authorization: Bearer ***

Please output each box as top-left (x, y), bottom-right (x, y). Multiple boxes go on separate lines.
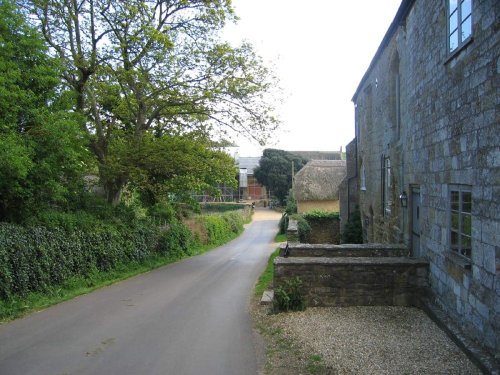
top-left (448, 0), bottom-right (472, 54)
top-left (449, 185), bottom-right (472, 259)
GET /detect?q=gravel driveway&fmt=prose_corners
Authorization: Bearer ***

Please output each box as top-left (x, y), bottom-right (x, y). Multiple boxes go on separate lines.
top-left (252, 303), bottom-right (482, 374)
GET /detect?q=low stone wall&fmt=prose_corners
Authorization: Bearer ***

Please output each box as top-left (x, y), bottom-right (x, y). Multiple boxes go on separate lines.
top-left (286, 219), bottom-right (299, 242)
top-left (274, 256), bottom-right (429, 307)
top-left (279, 243), bottom-right (409, 257)
top-left (286, 217), bottom-right (341, 244)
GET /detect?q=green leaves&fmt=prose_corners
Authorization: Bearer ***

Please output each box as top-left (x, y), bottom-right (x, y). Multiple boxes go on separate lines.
top-left (273, 277), bottom-right (306, 313)
top-left (254, 149), bottom-right (308, 205)
top-left (0, 2), bottom-right (92, 220)
top-left (21, 0), bottom-right (279, 204)
top-left (0, 207), bottom-right (250, 301)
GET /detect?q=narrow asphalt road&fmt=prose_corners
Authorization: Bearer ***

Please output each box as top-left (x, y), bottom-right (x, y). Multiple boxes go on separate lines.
top-left (0, 209), bottom-right (281, 375)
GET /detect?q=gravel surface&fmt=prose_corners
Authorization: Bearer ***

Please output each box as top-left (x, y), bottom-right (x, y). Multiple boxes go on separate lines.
top-left (252, 303), bottom-right (482, 374)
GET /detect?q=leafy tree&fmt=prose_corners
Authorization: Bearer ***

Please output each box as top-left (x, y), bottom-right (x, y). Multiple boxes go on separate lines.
top-left (254, 149), bottom-right (308, 205)
top-left (0, 0), bottom-right (59, 132)
top-left (20, 0), bottom-right (280, 203)
top-left (106, 131), bottom-right (237, 206)
top-left (0, 1), bottom-right (92, 221)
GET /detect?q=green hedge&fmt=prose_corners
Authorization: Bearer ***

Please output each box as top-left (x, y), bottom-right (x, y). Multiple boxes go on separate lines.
top-left (302, 210), bottom-right (340, 221)
top-left (0, 208), bottom-right (251, 301)
top-left (0, 222), bottom-right (159, 299)
top-left (201, 203), bottom-right (247, 213)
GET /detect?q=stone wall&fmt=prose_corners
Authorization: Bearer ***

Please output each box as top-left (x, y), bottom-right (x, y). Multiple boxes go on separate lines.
top-left (274, 256), bottom-right (429, 307)
top-left (306, 217), bottom-right (341, 244)
top-left (286, 217), bottom-right (341, 245)
top-left (286, 219), bottom-right (299, 243)
top-left (352, 0), bottom-right (499, 355)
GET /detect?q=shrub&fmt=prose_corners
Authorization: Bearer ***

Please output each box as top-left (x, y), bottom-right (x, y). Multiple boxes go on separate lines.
top-left (203, 215), bottom-right (231, 245)
top-left (201, 203), bottom-right (247, 213)
top-left (148, 201), bottom-right (177, 224)
top-left (273, 277), bottom-right (306, 313)
top-left (221, 211), bottom-right (244, 234)
top-left (278, 213), bottom-right (288, 235)
top-left (296, 216), bottom-right (311, 243)
top-left (284, 194), bottom-right (297, 215)
top-left (0, 204), bottom-right (251, 302)
top-left (0, 221), bottom-right (160, 300)
top-left (302, 210), bottom-right (340, 221)
top-left (157, 220), bottom-right (193, 260)
top-left (341, 207), bottom-right (363, 244)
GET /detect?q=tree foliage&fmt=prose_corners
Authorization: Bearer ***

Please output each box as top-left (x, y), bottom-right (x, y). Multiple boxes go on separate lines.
top-left (19, 0), bottom-right (280, 203)
top-left (254, 149), bottom-right (308, 205)
top-left (0, 1), bottom-right (92, 221)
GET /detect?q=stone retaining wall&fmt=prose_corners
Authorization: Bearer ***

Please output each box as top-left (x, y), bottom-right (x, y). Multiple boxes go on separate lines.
top-left (274, 256), bottom-right (429, 307)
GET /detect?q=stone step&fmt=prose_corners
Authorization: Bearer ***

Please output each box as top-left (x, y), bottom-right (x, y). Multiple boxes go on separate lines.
top-left (260, 290), bottom-right (274, 305)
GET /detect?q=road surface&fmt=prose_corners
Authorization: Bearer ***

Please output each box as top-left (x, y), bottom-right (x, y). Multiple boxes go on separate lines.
top-left (0, 209), bottom-right (281, 375)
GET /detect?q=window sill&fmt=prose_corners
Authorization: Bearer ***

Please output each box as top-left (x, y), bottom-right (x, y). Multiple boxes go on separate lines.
top-left (360, 187), bottom-right (366, 192)
top-left (444, 250), bottom-right (472, 270)
top-left (444, 37), bottom-right (474, 65)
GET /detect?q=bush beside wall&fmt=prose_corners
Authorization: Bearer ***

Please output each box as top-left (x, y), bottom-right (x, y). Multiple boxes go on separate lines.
top-left (302, 211), bottom-right (341, 244)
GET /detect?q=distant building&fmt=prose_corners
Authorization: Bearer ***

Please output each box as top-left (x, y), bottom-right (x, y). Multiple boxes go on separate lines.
top-left (237, 156), bottom-right (267, 201)
top-left (348, 0), bottom-right (499, 358)
top-left (294, 160), bottom-right (346, 213)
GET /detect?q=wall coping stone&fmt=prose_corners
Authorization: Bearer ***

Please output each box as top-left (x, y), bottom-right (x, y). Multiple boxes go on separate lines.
top-left (279, 243), bottom-right (409, 257)
top-left (274, 256), bottom-right (429, 267)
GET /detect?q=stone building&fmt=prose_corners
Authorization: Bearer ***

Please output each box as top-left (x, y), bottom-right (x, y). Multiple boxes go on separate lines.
top-left (339, 139), bottom-right (359, 230)
top-left (294, 160), bottom-right (346, 213)
top-left (351, 0), bottom-right (499, 357)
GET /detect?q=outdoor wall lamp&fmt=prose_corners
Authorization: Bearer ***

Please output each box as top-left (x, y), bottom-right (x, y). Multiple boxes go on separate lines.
top-left (399, 191), bottom-right (408, 208)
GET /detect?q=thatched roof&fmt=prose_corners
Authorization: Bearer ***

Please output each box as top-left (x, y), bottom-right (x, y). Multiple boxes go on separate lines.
top-left (294, 160), bottom-right (347, 201)
top-left (290, 151), bottom-right (341, 160)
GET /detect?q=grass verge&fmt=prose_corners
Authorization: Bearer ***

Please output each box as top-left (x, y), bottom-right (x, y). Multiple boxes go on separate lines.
top-left (254, 231), bottom-right (285, 298)
top-left (274, 233), bottom-right (287, 243)
top-left (254, 248), bottom-right (279, 298)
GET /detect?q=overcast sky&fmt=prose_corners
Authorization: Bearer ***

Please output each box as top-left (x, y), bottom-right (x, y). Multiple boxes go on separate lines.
top-left (222, 0), bottom-right (402, 156)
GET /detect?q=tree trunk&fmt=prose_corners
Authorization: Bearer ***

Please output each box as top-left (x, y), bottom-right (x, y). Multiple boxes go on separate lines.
top-left (106, 184), bottom-right (123, 205)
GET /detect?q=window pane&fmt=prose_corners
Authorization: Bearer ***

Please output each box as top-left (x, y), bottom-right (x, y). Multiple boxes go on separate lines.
top-left (449, 11), bottom-right (458, 34)
top-left (462, 15), bottom-right (472, 40)
top-left (462, 214), bottom-right (472, 235)
top-left (450, 191), bottom-right (460, 210)
top-left (462, 191), bottom-right (472, 212)
top-left (449, 0), bottom-right (458, 13)
top-left (461, 0), bottom-right (472, 17)
top-left (451, 231), bottom-right (459, 249)
top-left (450, 31), bottom-right (459, 51)
top-left (451, 212), bottom-right (460, 230)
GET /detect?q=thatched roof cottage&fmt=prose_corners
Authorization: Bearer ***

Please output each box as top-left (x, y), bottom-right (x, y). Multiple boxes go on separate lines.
top-left (294, 160), bottom-right (346, 213)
